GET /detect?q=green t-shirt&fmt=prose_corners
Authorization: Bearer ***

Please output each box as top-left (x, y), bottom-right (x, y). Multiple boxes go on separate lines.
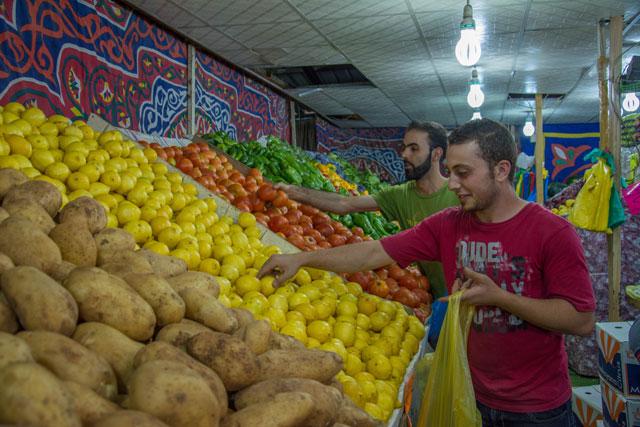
top-left (372, 181), bottom-right (460, 299)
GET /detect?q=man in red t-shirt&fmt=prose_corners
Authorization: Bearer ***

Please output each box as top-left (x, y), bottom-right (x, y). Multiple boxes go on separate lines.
top-left (259, 119), bottom-right (595, 426)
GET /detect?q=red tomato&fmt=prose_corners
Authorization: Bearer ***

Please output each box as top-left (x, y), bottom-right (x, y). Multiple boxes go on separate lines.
top-left (370, 280), bottom-right (390, 298)
top-left (394, 287), bottom-right (419, 308)
top-left (268, 215), bottom-right (289, 233)
top-left (177, 158), bottom-right (193, 173)
top-left (315, 222), bottom-right (334, 237)
top-left (327, 234), bottom-right (347, 247)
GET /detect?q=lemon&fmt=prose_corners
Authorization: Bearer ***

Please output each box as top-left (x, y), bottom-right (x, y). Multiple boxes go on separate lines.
top-left (259, 276), bottom-right (276, 296)
top-left (123, 220), bottom-right (152, 244)
top-left (66, 172), bottom-right (91, 191)
top-left (6, 134), bottom-right (31, 157)
top-left (198, 258), bottom-right (221, 276)
top-left (237, 212), bottom-right (256, 228)
top-left (336, 300), bottom-right (358, 318)
top-left (143, 240), bottom-right (170, 256)
top-left (99, 170), bottom-right (121, 189)
top-left (219, 264), bottom-right (239, 282)
top-left (280, 321), bottom-right (307, 345)
top-left (62, 151), bottom-right (86, 171)
top-left (342, 377), bottom-right (365, 407)
top-left (21, 107), bottom-right (46, 126)
top-left (116, 201), bottom-right (141, 225)
top-left (170, 247), bottom-right (191, 267)
top-left (30, 149), bottom-right (55, 172)
top-left (369, 312), bottom-right (391, 332)
top-left (45, 161), bottom-right (71, 181)
top-left (307, 320), bottom-right (332, 343)
top-left (285, 311), bottom-right (306, 325)
top-left (0, 138), bottom-right (9, 156)
top-left (345, 353), bottom-right (365, 376)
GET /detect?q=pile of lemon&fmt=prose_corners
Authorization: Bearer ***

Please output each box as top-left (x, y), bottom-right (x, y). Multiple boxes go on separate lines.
top-left (0, 103), bottom-right (425, 421)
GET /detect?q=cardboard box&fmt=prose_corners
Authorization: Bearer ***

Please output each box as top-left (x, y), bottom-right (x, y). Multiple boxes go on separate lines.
top-left (597, 322), bottom-right (640, 398)
top-left (600, 378), bottom-right (640, 427)
top-left (573, 385), bottom-right (603, 427)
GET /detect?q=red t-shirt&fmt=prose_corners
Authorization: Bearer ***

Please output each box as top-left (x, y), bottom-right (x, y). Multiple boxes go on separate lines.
top-left (380, 203), bottom-right (595, 412)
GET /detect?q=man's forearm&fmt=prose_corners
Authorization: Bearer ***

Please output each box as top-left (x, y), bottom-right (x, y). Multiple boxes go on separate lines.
top-left (297, 240), bottom-right (393, 273)
top-left (286, 186), bottom-right (354, 214)
top-left (497, 292), bottom-right (595, 336)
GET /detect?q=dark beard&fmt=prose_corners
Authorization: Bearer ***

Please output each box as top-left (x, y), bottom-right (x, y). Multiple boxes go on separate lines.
top-left (404, 150), bottom-right (432, 181)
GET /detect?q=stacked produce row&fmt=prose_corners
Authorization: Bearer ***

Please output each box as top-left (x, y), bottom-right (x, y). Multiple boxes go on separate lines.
top-left (152, 134), bottom-right (431, 320)
top-left (0, 102), bottom-right (426, 423)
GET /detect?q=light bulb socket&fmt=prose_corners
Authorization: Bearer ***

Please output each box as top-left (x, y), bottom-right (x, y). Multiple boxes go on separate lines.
top-left (468, 69), bottom-right (480, 85)
top-left (460, 3), bottom-right (476, 29)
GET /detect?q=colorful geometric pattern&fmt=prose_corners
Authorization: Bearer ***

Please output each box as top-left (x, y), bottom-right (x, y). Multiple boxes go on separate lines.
top-left (0, 0), bottom-right (290, 141)
top-left (316, 118), bottom-right (406, 184)
top-left (520, 123), bottom-right (600, 184)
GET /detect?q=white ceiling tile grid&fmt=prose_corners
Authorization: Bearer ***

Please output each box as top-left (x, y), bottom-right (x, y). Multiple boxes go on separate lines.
top-left (130, 0), bottom-right (640, 127)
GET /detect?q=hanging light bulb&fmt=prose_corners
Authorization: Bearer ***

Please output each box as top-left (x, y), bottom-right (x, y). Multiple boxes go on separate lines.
top-left (455, 1), bottom-right (481, 66)
top-left (523, 117), bottom-right (535, 137)
top-left (622, 93), bottom-right (639, 112)
top-left (471, 110), bottom-right (482, 120)
top-left (467, 69), bottom-right (484, 108)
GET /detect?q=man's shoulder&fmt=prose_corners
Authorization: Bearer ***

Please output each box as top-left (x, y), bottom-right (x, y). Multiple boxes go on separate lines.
top-left (523, 203), bottom-right (576, 234)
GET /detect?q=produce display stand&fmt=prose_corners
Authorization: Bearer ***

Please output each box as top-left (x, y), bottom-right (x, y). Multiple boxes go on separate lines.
top-left (86, 114), bottom-right (425, 425)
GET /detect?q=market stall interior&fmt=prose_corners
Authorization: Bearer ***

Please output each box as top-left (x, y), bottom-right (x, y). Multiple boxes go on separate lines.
top-left (0, 0), bottom-right (639, 426)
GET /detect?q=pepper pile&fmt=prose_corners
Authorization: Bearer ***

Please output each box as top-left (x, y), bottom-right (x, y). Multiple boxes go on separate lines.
top-left (204, 133), bottom-right (400, 240)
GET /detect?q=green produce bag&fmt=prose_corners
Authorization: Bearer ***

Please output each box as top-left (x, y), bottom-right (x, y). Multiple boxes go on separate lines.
top-left (608, 184), bottom-right (626, 229)
top-left (417, 291), bottom-right (481, 427)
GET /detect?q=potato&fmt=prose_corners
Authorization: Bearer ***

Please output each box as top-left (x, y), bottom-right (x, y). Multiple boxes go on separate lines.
top-left (3, 198), bottom-right (55, 233)
top-left (57, 196), bottom-right (107, 233)
top-left (256, 349), bottom-right (343, 384)
top-left (0, 362), bottom-right (81, 426)
top-left (123, 273), bottom-right (185, 326)
top-left (0, 168), bottom-right (28, 199)
top-left (134, 341), bottom-right (227, 415)
top-left (100, 250), bottom-right (154, 277)
top-left (49, 260), bottom-right (77, 283)
top-left (72, 322), bottom-right (144, 389)
top-left (234, 319), bottom-right (271, 355)
top-left (18, 330), bottom-right (118, 400)
top-left (187, 330), bottom-right (259, 391)
top-left (94, 227), bottom-right (136, 264)
top-left (335, 397), bottom-right (384, 427)
top-left (1, 266), bottom-right (78, 335)
top-left (0, 331), bottom-right (33, 369)
top-left (2, 179), bottom-right (61, 217)
top-left (221, 391), bottom-right (314, 427)
top-left (49, 221), bottom-right (98, 266)
top-left (268, 331), bottom-right (307, 351)
top-left (93, 410), bottom-right (170, 427)
top-left (127, 360), bottom-right (221, 427)
top-left (156, 319), bottom-right (213, 351)
top-left (231, 308), bottom-right (255, 330)
top-left (0, 206), bottom-right (8, 222)
top-left (235, 378), bottom-right (343, 427)
top-left (138, 248), bottom-right (187, 278)
top-left (0, 292), bottom-right (18, 333)
top-left (0, 216), bottom-right (62, 274)
top-left (167, 271), bottom-right (220, 297)
top-left (0, 252), bottom-right (14, 275)
top-left (64, 267), bottom-right (156, 341)
top-left (181, 287), bottom-right (237, 333)
top-left (64, 381), bottom-right (119, 425)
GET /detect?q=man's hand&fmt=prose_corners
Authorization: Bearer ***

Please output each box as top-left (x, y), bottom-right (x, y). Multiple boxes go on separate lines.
top-left (257, 253), bottom-right (303, 287)
top-left (441, 267), bottom-right (507, 306)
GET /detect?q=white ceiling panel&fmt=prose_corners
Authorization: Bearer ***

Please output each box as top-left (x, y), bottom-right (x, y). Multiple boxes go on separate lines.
top-left (131, 0), bottom-right (640, 127)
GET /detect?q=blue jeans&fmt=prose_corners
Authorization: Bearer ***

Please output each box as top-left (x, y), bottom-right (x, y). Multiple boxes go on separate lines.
top-left (477, 400), bottom-right (576, 427)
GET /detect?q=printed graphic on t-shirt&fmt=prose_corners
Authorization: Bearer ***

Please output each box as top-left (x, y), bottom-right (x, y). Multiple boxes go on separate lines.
top-left (456, 239), bottom-right (530, 334)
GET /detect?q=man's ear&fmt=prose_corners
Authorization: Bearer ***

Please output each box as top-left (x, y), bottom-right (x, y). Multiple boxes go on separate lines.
top-left (431, 147), bottom-right (444, 163)
top-left (494, 160), bottom-right (512, 182)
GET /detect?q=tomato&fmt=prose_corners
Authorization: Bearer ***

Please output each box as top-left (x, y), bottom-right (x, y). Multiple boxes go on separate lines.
top-left (346, 235), bottom-right (363, 244)
top-left (311, 212), bottom-right (331, 225)
top-left (272, 191), bottom-right (289, 208)
top-left (417, 276), bottom-right (430, 291)
top-left (412, 288), bottom-right (431, 304)
top-left (284, 209), bottom-right (302, 224)
top-left (394, 287), bottom-right (419, 308)
top-left (254, 212), bottom-right (269, 225)
top-left (315, 222), bottom-right (334, 237)
top-left (327, 234), bottom-right (347, 247)
top-left (299, 204), bottom-right (319, 216)
top-left (352, 226), bottom-right (365, 237)
top-left (375, 268), bottom-right (389, 280)
top-left (288, 234), bottom-right (306, 249)
top-left (318, 240), bottom-right (332, 249)
top-left (369, 280), bottom-right (390, 298)
top-left (177, 158), bottom-right (193, 173)
top-left (388, 264), bottom-right (407, 281)
top-left (399, 274), bottom-right (419, 290)
top-left (268, 215), bottom-right (289, 233)
top-left (306, 229), bottom-right (322, 243)
top-left (283, 224), bottom-right (304, 238)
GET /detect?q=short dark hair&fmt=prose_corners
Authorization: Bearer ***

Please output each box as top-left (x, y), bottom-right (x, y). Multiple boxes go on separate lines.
top-left (406, 121), bottom-right (448, 160)
top-left (448, 118), bottom-right (517, 182)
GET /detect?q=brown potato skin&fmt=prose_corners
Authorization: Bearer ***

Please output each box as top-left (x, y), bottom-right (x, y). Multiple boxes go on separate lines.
top-left (127, 360), bottom-right (221, 427)
top-left (2, 179), bottom-right (62, 217)
top-left (155, 319), bottom-right (213, 351)
top-left (123, 273), bottom-right (185, 326)
top-left (187, 330), bottom-right (259, 391)
top-left (63, 267), bottom-right (156, 341)
top-left (18, 330), bottom-right (118, 400)
top-left (220, 391), bottom-right (314, 427)
top-left (255, 349), bottom-right (344, 384)
top-left (50, 221), bottom-right (98, 266)
top-left (0, 216), bottom-right (62, 274)
top-left (57, 196), bottom-right (107, 233)
top-left (138, 249), bottom-right (187, 278)
top-left (0, 292), bottom-right (18, 333)
top-left (72, 322), bottom-right (144, 390)
top-left (133, 341), bottom-right (227, 415)
top-left (1, 266), bottom-right (78, 335)
top-left (63, 381), bottom-right (120, 425)
top-left (0, 331), bottom-right (33, 370)
top-left (0, 362), bottom-right (81, 427)
top-left (93, 410), bottom-right (170, 427)
top-left (3, 198), bottom-right (56, 233)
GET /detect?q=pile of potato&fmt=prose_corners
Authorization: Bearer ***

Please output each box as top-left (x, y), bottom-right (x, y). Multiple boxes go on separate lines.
top-left (0, 168), bottom-right (383, 427)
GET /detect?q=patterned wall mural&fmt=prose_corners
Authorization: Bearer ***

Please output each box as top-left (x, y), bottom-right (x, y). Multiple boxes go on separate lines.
top-left (520, 123), bottom-right (600, 183)
top-left (0, 0), bottom-right (290, 140)
top-left (316, 118), bottom-right (406, 184)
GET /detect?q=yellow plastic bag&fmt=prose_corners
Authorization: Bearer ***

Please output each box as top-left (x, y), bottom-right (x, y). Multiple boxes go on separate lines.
top-left (417, 291), bottom-right (481, 427)
top-left (568, 157), bottom-right (612, 232)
